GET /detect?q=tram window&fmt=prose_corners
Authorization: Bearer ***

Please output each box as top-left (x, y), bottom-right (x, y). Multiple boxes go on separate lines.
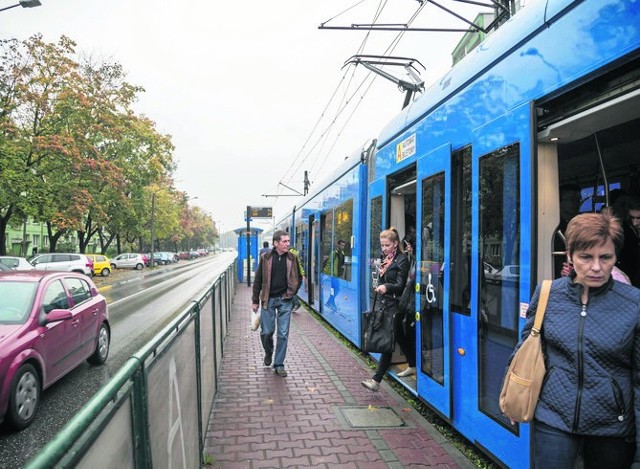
top-left (334, 199), bottom-right (353, 281)
top-left (478, 143), bottom-right (520, 428)
top-left (321, 212), bottom-right (332, 276)
top-left (295, 223), bottom-right (306, 275)
top-left (449, 147), bottom-right (472, 315)
top-left (419, 172), bottom-right (445, 384)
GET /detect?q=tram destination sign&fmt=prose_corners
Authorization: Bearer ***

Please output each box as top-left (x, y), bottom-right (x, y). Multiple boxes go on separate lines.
top-left (248, 206), bottom-right (273, 219)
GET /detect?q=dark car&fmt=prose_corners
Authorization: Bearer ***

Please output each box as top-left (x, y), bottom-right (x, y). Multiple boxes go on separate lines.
top-left (0, 271), bottom-right (110, 430)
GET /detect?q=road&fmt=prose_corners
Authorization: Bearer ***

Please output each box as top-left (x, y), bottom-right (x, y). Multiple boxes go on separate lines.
top-left (0, 252), bottom-right (236, 468)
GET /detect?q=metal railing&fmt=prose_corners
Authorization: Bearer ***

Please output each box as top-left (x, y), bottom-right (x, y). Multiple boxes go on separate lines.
top-left (26, 260), bottom-right (237, 468)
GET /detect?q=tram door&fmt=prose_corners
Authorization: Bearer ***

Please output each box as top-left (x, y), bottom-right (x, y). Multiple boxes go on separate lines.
top-left (307, 214), bottom-right (315, 305)
top-left (312, 215), bottom-right (320, 307)
top-left (364, 177), bottom-right (385, 347)
top-left (463, 102), bottom-right (534, 468)
top-left (415, 143), bottom-right (451, 418)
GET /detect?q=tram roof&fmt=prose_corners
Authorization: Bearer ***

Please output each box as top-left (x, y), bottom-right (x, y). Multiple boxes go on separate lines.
top-left (377, 0), bottom-right (569, 149)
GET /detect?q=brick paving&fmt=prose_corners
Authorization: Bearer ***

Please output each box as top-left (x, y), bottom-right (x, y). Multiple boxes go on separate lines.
top-left (203, 285), bottom-right (476, 469)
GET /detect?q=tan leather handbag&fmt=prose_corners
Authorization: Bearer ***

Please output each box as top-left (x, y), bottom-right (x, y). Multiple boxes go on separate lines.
top-left (499, 280), bottom-right (551, 423)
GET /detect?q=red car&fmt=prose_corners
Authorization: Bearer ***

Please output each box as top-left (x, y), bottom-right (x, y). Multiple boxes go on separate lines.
top-left (0, 271), bottom-right (110, 430)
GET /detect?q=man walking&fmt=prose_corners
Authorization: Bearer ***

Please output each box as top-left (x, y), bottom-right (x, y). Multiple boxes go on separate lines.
top-left (252, 230), bottom-right (303, 377)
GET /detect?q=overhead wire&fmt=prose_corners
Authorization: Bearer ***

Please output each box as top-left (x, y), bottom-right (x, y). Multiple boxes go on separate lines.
top-left (310, 1), bottom-right (427, 183)
top-left (279, 0), bottom-right (387, 189)
top-left (275, 0), bottom-right (428, 199)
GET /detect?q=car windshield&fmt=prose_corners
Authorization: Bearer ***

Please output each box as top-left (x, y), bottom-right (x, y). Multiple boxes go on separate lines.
top-left (0, 281), bottom-right (37, 324)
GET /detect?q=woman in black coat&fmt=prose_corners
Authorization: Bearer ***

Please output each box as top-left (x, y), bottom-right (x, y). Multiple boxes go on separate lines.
top-left (361, 227), bottom-right (410, 391)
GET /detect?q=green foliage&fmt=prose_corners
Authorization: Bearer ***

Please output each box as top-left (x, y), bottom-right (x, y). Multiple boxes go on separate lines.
top-left (0, 35), bottom-right (216, 255)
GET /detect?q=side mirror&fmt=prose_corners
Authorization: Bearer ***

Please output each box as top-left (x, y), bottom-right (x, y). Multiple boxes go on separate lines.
top-left (44, 309), bottom-right (73, 324)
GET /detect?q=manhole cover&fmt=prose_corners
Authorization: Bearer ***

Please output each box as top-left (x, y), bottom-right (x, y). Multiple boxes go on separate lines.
top-left (337, 406), bottom-right (407, 429)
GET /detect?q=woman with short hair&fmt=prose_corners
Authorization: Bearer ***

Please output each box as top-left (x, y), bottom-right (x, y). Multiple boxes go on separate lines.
top-left (507, 212), bottom-right (640, 468)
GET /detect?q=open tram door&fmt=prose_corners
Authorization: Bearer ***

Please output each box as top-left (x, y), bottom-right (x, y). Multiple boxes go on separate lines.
top-left (415, 143), bottom-right (452, 418)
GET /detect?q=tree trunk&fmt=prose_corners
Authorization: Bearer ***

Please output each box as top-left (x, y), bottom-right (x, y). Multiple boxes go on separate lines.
top-left (0, 206), bottom-right (14, 256)
top-left (46, 222), bottom-right (66, 253)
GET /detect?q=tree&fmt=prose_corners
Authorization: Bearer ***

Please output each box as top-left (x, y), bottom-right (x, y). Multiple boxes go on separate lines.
top-left (0, 35), bottom-right (79, 255)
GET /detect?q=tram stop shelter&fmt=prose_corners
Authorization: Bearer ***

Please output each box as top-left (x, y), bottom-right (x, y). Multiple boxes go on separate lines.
top-left (233, 226), bottom-right (263, 283)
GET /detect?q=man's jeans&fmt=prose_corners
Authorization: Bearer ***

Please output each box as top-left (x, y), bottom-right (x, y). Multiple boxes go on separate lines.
top-left (260, 297), bottom-right (293, 368)
top-left (533, 420), bottom-right (635, 468)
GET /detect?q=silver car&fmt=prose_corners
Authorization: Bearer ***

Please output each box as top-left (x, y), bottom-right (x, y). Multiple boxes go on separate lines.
top-left (0, 256), bottom-right (35, 271)
top-left (29, 253), bottom-right (92, 276)
top-left (110, 253), bottom-right (145, 270)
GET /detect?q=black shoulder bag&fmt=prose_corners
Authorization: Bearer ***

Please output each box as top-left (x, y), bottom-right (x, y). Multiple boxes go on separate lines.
top-left (361, 293), bottom-right (395, 354)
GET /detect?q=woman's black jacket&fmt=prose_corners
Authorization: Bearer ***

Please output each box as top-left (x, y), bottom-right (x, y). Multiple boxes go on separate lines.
top-left (378, 252), bottom-right (410, 310)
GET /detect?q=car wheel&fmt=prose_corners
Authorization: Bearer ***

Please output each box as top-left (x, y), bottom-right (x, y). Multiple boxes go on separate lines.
top-left (110, 263), bottom-right (116, 269)
top-left (7, 363), bottom-right (40, 430)
top-left (88, 323), bottom-right (110, 365)
top-left (135, 263), bottom-right (143, 270)
top-left (101, 268), bottom-right (111, 277)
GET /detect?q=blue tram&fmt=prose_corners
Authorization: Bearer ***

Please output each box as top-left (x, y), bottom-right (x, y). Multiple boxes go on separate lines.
top-left (277, 1), bottom-right (640, 466)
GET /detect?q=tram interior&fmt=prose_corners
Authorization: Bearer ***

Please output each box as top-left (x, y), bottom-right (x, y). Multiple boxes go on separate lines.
top-left (387, 168), bottom-right (419, 380)
top-left (538, 91), bottom-right (640, 282)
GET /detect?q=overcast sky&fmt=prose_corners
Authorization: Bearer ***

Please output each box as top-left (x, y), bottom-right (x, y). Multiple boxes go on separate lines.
top-left (2, 0), bottom-right (486, 234)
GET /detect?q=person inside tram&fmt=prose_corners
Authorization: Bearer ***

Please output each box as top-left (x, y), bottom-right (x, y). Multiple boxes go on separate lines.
top-left (361, 228), bottom-right (410, 391)
top-left (396, 236), bottom-right (417, 377)
top-left (553, 183), bottom-right (582, 278)
top-left (508, 212), bottom-right (639, 468)
top-left (617, 195), bottom-right (640, 287)
top-left (324, 239), bottom-right (347, 309)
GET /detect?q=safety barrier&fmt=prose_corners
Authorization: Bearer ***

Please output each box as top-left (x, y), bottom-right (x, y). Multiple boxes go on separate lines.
top-left (25, 260), bottom-right (237, 468)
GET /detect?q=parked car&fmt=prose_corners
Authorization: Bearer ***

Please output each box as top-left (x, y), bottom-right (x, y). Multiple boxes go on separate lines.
top-left (29, 253), bottom-right (93, 277)
top-left (0, 271), bottom-right (110, 429)
top-left (0, 256), bottom-right (35, 271)
top-left (151, 252), bottom-right (172, 265)
top-left (497, 265), bottom-right (520, 282)
top-left (178, 252), bottom-right (191, 260)
top-left (110, 253), bottom-right (145, 270)
top-left (86, 254), bottom-right (111, 277)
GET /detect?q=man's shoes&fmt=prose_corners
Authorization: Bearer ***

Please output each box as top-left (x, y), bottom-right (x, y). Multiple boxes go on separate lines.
top-left (361, 379), bottom-right (379, 391)
top-left (397, 366), bottom-right (416, 377)
top-left (274, 367), bottom-right (288, 377)
top-left (264, 354), bottom-right (272, 367)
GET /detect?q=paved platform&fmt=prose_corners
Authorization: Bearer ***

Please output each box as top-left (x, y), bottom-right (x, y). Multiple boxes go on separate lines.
top-left (203, 285), bottom-right (476, 468)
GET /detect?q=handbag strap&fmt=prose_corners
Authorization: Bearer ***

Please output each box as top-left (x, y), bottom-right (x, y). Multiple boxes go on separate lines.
top-left (531, 280), bottom-right (551, 336)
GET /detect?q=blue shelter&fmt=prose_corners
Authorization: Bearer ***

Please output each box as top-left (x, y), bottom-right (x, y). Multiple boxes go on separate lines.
top-left (234, 227), bottom-right (264, 282)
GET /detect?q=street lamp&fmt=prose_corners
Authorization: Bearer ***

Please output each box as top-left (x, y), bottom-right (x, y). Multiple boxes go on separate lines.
top-left (150, 190), bottom-right (161, 269)
top-left (0, 0), bottom-right (42, 12)
top-left (215, 220), bottom-right (224, 252)
top-left (184, 195), bottom-right (198, 251)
